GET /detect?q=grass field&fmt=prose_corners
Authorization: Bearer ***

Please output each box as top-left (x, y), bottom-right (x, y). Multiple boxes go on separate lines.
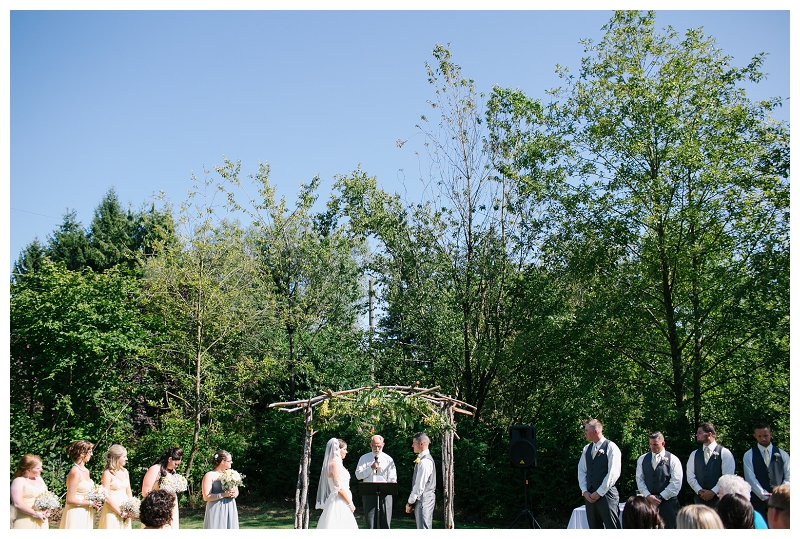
top-left (176, 503), bottom-right (495, 529)
top-left (50, 500), bottom-right (557, 529)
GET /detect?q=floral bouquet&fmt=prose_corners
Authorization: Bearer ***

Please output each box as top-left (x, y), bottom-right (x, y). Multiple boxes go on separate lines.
top-left (33, 491), bottom-right (60, 512)
top-left (159, 473), bottom-right (188, 494)
top-left (219, 469), bottom-right (245, 491)
top-left (86, 484), bottom-right (108, 506)
top-left (119, 497), bottom-right (141, 519)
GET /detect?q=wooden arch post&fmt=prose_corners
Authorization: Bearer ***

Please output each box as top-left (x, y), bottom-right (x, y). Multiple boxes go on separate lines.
top-left (270, 385), bottom-right (475, 529)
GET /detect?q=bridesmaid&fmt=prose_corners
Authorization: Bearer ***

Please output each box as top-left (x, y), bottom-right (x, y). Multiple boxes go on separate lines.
top-left (10, 454), bottom-right (50, 529)
top-left (98, 444), bottom-right (133, 529)
top-left (141, 446), bottom-right (183, 529)
top-left (59, 440), bottom-right (102, 529)
top-left (201, 450), bottom-right (239, 529)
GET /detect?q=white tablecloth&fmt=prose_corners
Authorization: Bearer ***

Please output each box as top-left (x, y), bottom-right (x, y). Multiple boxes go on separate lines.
top-left (567, 503), bottom-right (626, 529)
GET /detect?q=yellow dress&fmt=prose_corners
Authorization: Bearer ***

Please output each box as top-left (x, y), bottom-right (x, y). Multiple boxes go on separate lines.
top-left (151, 476), bottom-right (180, 529)
top-left (12, 480), bottom-right (49, 529)
top-left (98, 473), bottom-right (132, 529)
top-left (58, 479), bottom-right (95, 529)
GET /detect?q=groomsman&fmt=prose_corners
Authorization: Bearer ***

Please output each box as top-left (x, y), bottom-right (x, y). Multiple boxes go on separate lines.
top-left (686, 422), bottom-right (734, 507)
top-left (355, 434), bottom-right (397, 528)
top-left (742, 422), bottom-right (790, 521)
top-left (635, 431), bottom-right (683, 528)
top-left (577, 419), bottom-right (621, 529)
top-left (405, 432), bottom-right (436, 529)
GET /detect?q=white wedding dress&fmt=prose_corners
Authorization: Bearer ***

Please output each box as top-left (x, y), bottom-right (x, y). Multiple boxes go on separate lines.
top-left (316, 466), bottom-right (358, 529)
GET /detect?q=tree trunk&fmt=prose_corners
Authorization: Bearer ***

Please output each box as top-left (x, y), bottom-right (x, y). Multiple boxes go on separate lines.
top-left (442, 405), bottom-right (456, 529)
top-left (184, 277), bottom-right (204, 507)
top-left (295, 404), bottom-right (313, 529)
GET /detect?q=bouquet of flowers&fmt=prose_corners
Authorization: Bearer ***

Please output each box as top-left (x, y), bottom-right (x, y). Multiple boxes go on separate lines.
top-left (218, 469), bottom-right (245, 491)
top-left (33, 491), bottom-right (60, 512)
top-left (86, 484), bottom-right (108, 506)
top-left (159, 473), bottom-right (188, 494)
top-left (119, 497), bottom-right (141, 519)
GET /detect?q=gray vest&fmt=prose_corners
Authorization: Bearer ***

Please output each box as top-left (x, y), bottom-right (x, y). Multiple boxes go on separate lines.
top-left (412, 452), bottom-right (436, 496)
top-left (693, 445), bottom-right (724, 490)
top-left (583, 439), bottom-right (611, 492)
top-left (752, 445), bottom-right (785, 492)
top-left (642, 451), bottom-right (673, 496)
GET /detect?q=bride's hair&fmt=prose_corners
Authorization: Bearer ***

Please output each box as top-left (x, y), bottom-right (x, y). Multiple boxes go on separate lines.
top-left (316, 437), bottom-right (347, 509)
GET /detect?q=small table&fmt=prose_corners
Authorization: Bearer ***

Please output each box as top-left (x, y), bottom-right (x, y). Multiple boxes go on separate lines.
top-left (567, 503), bottom-right (626, 529)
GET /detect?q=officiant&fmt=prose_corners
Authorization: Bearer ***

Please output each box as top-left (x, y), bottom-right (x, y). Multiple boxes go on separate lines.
top-left (355, 435), bottom-right (397, 528)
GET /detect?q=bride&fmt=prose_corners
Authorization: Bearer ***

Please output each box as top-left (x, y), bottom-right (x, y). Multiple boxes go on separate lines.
top-left (315, 438), bottom-right (358, 529)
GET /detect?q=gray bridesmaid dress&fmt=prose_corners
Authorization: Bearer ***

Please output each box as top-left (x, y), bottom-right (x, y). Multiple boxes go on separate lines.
top-left (203, 479), bottom-right (239, 529)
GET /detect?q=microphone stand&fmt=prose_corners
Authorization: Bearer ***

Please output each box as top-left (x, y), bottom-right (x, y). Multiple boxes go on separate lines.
top-left (373, 453), bottom-right (381, 529)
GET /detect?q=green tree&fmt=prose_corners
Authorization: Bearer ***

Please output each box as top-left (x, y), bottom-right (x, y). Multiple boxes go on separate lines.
top-left (47, 210), bottom-right (91, 271)
top-left (12, 237), bottom-right (48, 283)
top-left (216, 158), bottom-right (368, 400)
top-left (492, 10), bottom-right (789, 450)
top-left (140, 170), bottom-right (267, 495)
top-left (9, 261), bottom-right (146, 465)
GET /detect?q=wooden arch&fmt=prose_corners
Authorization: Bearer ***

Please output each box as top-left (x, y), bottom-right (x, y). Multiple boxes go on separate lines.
top-left (269, 384), bottom-right (476, 529)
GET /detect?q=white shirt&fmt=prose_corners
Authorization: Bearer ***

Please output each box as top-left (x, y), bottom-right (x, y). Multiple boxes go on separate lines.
top-left (355, 451), bottom-right (397, 484)
top-left (743, 444), bottom-right (790, 501)
top-left (577, 437), bottom-right (621, 497)
top-left (408, 449), bottom-right (434, 504)
top-left (686, 441), bottom-right (735, 495)
top-left (635, 449), bottom-right (683, 500)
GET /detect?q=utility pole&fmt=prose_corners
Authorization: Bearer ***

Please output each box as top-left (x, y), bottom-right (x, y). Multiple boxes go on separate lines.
top-left (369, 277), bottom-right (375, 380)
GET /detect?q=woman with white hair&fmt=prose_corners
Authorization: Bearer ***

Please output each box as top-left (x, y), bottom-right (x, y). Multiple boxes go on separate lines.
top-left (715, 474), bottom-right (768, 529)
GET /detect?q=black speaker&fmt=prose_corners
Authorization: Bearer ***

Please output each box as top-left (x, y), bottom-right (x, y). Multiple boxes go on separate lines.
top-left (509, 425), bottom-right (537, 468)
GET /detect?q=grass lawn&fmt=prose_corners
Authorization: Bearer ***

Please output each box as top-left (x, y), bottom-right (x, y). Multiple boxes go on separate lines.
top-left (176, 502), bottom-right (499, 529)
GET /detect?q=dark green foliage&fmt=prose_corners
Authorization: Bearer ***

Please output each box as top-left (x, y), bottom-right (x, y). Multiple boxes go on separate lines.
top-left (9, 261), bottom-right (146, 465)
top-left (12, 236), bottom-right (48, 283)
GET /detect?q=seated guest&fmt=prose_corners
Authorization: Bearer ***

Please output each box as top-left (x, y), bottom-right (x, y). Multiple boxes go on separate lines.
top-left (676, 504), bottom-right (724, 529)
top-left (716, 474), bottom-right (768, 529)
top-left (716, 493), bottom-right (754, 529)
top-left (622, 495), bottom-right (665, 529)
top-left (140, 490), bottom-right (176, 529)
top-left (766, 484), bottom-right (789, 529)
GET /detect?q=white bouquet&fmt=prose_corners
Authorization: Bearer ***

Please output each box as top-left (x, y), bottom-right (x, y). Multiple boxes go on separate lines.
top-left (33, 491), bottom-right (60, 512)
top-left (119, 497), bottom-right (141, 519)
top-left (219, 469), bottom-right (245, 491)
top-left (159, 473), bottom-right (188, 493)
top-left (86, 484), bottom-right (108, 506)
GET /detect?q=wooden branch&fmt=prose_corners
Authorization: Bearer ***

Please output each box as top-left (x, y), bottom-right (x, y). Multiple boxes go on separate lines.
top-left (452, 407), bottom-right (474, 416)
top-left (408, 386), bottom-right (441, 397)
top-left (278, 406), bottom-right (306, 413)
top-left (270, 398), bottom-right (310, 408)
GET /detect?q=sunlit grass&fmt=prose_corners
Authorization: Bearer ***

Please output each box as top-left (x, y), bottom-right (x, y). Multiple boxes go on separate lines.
top-left (176, 502), bottom-right (497, 529)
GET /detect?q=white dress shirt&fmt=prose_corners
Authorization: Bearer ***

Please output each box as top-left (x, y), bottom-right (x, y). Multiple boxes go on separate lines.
top-left (408, 449), bottom-right (434, 504)
top-left (354, 450), bottom-right (397, 483)
top-left (577, 437), bottom-right (621, 497)
top-left (635, 449), bottom-right (683, 500)
top-left (743, 444), bottom-right (790, 501)
top-left (686, 441), bottom-right (735, 495)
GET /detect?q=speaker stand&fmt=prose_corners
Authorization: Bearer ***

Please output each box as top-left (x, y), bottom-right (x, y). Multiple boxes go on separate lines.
top-left (508, 468), bottom-right (542, 529)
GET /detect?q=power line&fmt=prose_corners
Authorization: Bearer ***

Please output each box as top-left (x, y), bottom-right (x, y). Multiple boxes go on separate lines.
top-left (11, 207), bottom-right (61, 220)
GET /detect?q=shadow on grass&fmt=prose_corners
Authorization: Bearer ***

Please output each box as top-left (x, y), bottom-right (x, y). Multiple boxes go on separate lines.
top-left (177, 502), bottom-right (500, 529)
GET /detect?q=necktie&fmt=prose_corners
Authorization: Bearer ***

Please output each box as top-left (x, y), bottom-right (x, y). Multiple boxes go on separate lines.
top-left (653, 453), bottom-right (660, 470)
top-left (704, 446), bottom-right (711, 464)
top-left (592, 444), bottom-right (598, 458)
top-left (764, 447), bottom-right (770, 466)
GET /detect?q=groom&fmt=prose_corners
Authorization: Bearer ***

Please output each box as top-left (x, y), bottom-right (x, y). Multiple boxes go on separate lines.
top-left (405, 432), bottom-right (436, 529)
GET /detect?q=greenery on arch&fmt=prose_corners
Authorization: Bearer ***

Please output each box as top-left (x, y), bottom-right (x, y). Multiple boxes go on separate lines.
top-left (311, 388), bottom-right (452, 447)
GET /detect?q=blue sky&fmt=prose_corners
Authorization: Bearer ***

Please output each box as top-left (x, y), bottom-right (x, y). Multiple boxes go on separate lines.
top-left (6, 7), bottom-right (791, 272)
